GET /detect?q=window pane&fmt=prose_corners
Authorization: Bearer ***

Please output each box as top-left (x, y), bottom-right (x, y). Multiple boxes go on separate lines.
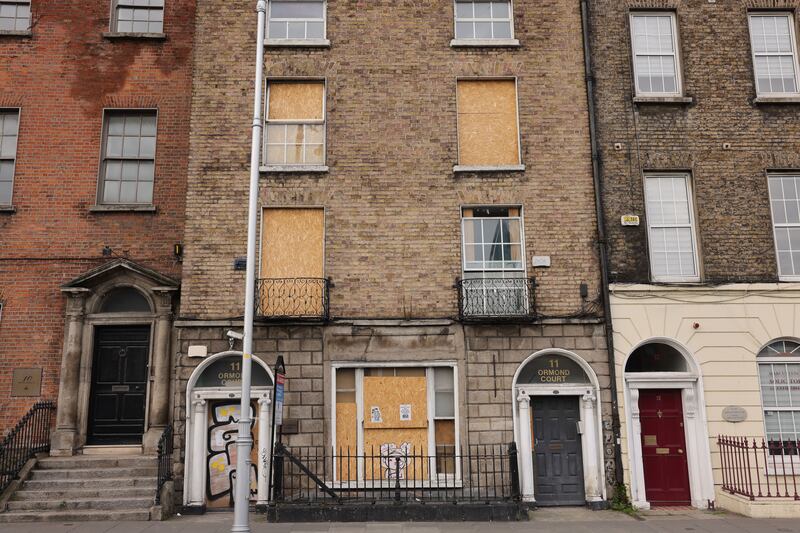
top-left (137, 181), bottom-right (153, 203)
top-left (455, 21), bottom-right (474, 39)
top-left (492, 1), bottom-right (509, 18)
top-left (632, 14), bottom-right (679, 95)
top-left (271, 1), bottom-right (323, 19)
top-left (435, 392), bottom-right (455, 417)
top-left (103, 180), bottom-right (120, 203)
top-left (475, 21), bottom-right (492, 38)
top-left (306, 21), bottom-right (324, 38)
top-left (0, 160), bottom-right (14, 180)
top-left (268, 21), bottom-right (287, 39)
top-left (493, 21), bottom-right (511, 39)
top-left (455, 1), bottom-right (473, 18)
top-left (287, 21), bottom-right (305, 38)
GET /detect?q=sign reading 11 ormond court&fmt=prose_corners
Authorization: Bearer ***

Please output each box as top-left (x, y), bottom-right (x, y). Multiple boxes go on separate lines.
top-left (518, 354), bottom-right (591, 385)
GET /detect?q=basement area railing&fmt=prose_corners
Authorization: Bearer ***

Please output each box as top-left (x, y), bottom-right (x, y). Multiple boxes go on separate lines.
top-left (456, 277), bottom-right (536, 321)
top-left (155, 425), bottom-right (173, 505)
top-left (0, 401), bottom-right (55, 494)
top-left (271, 442), bottom-right (520, 504)
top-left (718, 435), bottom-right (799, 500)
top-left (256, 278), bottom-right (330, 320)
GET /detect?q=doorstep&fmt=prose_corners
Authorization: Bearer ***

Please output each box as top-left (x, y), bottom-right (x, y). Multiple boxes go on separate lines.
top-left (80, 445), bottom-right (143, 456)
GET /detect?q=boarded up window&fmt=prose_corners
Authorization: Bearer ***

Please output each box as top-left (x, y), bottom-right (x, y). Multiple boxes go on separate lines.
top-left (265, 81), bottom-right (326, 166)
top-left (259, 208), bottom-right (324, 316)
top-left (457, 79), bottom-right (520, 166)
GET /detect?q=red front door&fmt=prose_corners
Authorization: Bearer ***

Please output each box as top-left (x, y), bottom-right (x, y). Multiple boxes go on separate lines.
top-left (639, 389), bottom-right (691, 506)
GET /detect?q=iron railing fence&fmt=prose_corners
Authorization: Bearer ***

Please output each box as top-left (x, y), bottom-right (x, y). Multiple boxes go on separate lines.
top-left (155, 425), bottom-right (173, 505)
top-left (256, 278), bottom-right (330, 320)
top-left (272, 442), bottom-right (520, 504)
top-left (718, 435), bottom-right (799, 500)
top-left (456, 277), bottom-right (536, 321)
top-left (0, 401), bottom-right (55, 494)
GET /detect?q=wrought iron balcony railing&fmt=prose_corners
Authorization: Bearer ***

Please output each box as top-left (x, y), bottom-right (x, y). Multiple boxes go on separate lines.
top-left (256, 277), bottom-right (330, 320)
top-left (456, 277), bottom-right (536, 321)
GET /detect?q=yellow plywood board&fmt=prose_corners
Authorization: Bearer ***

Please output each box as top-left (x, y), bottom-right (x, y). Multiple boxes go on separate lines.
top-left (363, 376), bottom-right (428, 429)
top-left (335, 402), bottom-right (359, 481)
top-left (261, 208), bottom-right (324, 277)
top-left (268, 81), bottom-right (324, 120)
top-left (457, 80), bottom-right (520, 166)
top-left (364, 427), bottom-right (429, 481)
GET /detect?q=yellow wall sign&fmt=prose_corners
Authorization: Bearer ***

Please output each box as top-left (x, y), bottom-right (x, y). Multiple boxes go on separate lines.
top-left (621, 215), bottom-right (640, 226)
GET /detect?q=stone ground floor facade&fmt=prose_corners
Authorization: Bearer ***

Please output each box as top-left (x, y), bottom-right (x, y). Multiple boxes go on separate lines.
top-left (610, 283), bottom-right (800, 517)
top-left (171, 319), bottom-right (615, 512)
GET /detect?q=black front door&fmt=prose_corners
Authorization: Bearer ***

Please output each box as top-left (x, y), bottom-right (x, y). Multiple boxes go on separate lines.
top-left (87, 326), bottom-right (150, 445)
top-left (531, 395), bottom-right (586, 505)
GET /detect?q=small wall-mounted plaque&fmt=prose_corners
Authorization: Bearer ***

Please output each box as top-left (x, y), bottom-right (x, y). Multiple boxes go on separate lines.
top-left (11, 368), bottom-right (42, 397)
top-left (187, 345), bottom-right (208, 358)
top-left (621, 215), bottom-right (640, 226)
top-left (233, 257), bottom-right (247, 271)
top-left (722, 406), bottom-right (747, 423)
top-left (532, 256), bottom-right (551, 268)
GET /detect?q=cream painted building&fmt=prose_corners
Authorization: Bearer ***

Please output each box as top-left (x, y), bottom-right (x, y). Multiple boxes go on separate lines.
top-left (610, 283), bottom-right (800, 517)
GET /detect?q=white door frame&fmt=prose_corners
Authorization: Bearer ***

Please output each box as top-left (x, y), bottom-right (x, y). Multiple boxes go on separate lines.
top-left (511, 349), bottom-right (606, 505)
top-left (182, 351), bottom-right (274, 510)
top-left (622, 338), bottom-right (715, 510)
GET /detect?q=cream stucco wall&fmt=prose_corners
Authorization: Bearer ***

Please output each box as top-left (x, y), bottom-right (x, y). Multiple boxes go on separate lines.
top-left (609, 283), bottom-right (800, 508)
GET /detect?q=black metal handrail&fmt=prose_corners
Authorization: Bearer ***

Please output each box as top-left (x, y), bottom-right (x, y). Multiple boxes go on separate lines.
top-left (154, 425), bottom-right (173, 505)
top-left (0, 401), bottom-right (55, 494)
top-left (456, 277), bottom-right (536, 321)
top-left (256, 278), bottom-right (330, 320)
top-left (718, 435), bottom-right (799, 500)
top-left (272, 442), bottom-right (520, 504)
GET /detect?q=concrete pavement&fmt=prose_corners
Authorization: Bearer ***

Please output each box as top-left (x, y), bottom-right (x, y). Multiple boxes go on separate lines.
top-left (0, 508), bottom-right (798, 533)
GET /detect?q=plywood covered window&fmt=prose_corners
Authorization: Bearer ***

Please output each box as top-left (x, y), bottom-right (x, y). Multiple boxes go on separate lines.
top-left (332, 365), bottom-right (460, 483)
top-left (456, 79), bottom-right (520, 168)
top-left (0, 0), bottom-right (30, 31)
top-left (259, 208), bottom-right (325, 317)
top-left (112, 0), bottom-right (164, 34)
top-left (749, 13), bottom-right (800, 96)
top-left (264, 81), bottom-right (326, 167)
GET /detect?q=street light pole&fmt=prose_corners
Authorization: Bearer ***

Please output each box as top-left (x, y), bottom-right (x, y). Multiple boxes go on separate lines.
top-left (232, 0), bottom-right (267, 531)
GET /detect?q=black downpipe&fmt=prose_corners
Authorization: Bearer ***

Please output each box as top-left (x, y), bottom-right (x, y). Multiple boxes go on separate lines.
top-left (579, 0), bottom-right (624, 487)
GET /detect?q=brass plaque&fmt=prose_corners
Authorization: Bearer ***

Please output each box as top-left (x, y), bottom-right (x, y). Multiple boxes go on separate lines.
top-left (548, 443), bottom-right (563, 451)
top-left (656, 448), bottom-right (670, 455)
top-left (644, 435), bottom-right (657, 446)
top-left (11, 368), bottom-right (42, 397)
top-left (111, 385), bottom-right (130, 392)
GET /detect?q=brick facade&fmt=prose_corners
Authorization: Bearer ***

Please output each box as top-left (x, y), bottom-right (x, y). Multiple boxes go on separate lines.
top-left (0, 1), bottom-right (194, 431)
top-left (589, 0), bottom-right (800, 282)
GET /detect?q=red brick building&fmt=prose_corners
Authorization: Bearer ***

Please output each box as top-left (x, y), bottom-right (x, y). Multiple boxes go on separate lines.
top-left (0, 0), bottom-right (194, 451)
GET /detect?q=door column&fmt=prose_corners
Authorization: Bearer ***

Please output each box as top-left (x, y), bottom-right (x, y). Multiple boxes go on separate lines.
top-left (255, 395), bottom-right (272, 509)
top-left (51, 288), bottom-right (91, 456)
top-left (516, 390), bottom-right (536, 502)
top-left (581, 391), bottom-right (602, 504)
top-left (627, 387), bottom-right (649, 509)
top-left (186, 397), bottom-right (208, 512)
top-left (143, 287), bottom-right (177, 453)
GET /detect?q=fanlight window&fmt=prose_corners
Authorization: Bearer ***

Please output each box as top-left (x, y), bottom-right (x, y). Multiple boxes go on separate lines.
top-left (758, 340), bottom-right (800, 454)
top-left (99, 287), bottom-right (151, 313)
top-left (625, 343), bottom-right (688, 373)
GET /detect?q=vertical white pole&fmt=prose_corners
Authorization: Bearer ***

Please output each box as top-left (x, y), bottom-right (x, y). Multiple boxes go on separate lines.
top-left (516, 391), bottom-right (536, 502)
top-left (232, 1), bottom-right (267, 531)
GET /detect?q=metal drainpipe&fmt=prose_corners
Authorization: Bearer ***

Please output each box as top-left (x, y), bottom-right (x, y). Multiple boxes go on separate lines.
top-left (579, 0), bottom-right (624, 488)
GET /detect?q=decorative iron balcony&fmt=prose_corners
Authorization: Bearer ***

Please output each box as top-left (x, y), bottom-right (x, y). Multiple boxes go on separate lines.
top-left (256, 278), bottom-right (330, 320)
top-left (456, 277), bottom-right (536, 321)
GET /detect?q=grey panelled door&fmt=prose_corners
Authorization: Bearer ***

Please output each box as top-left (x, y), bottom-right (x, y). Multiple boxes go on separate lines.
top-left (531, 395), bottom-right (586, 505)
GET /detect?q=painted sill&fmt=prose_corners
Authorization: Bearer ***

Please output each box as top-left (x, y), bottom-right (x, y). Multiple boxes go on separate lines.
top-left (450, 38), bottom-right (520, 48)
top-left (260, 165), bottom-right (329, 173)
top-left (89, 204), bottom-right (157, 213)
top-left (754, 96), bottom-right (800, 104)
top-left (453, 164), bottom-right (526, 173)
top-left (0, 205), bottom-right (16, 213)
top-left (633, 95), bottom-right (693, 105)
top-left (0, 30), bottom-right (32, 37)
top-left (102, 32), bottom-right (167, 40)
top-left (265, 38), bottom-right (331, 48)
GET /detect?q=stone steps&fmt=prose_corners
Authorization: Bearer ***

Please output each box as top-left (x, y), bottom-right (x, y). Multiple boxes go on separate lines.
top-left (0, 454), bottom-right (159, 522)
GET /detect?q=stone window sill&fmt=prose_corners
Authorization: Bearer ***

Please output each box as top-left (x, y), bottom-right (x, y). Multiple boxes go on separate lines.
top-left (0, 205), bottom-right (16, 213)
top-left (754, 96), bottom-right (800, 104)
top-left (89, 204), bottom-right (157, 213)
top-left (633, 95), bottom-right (693, 105)
top-left (453, 164), bottom-right (526, 173)
top-left (260, 165), bottom-right (329, 173)
top-left (265, 38), bottom-right (330, 48)
top-left (450, 38), bottom-right (520, 48)
top-left (102, 32), bottom-right (167, 41)
top-left (0, 30), bottom-right (32, 37)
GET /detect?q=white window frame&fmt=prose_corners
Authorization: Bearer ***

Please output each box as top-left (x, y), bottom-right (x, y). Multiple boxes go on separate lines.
top-left (330, 361), bottom-right (462, 487)
top-left (0, 108), bottom-right (20, 207)
top-left (110, 0), bottom-right (165, 35)
top-left (757, 340), bottom-right (800, 468)
top-left (748, 11), bottom-right (800, 97)
top-left (643, 173), bottom-right (701, 283)
top-left (767, 173), bottom-right (800, 281)
top-left (629, 11), bottom-right (683, 97)
top-left (97, 108), bottom-right (159, 206)
top-left (262, 79), bottom-right (327, 171)
top-left (265, 0), bottom-right (329, 47)
top-left (451, 0), bottom-right (519, 47)
top-left (0, 0), bottom-right (31, 32)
